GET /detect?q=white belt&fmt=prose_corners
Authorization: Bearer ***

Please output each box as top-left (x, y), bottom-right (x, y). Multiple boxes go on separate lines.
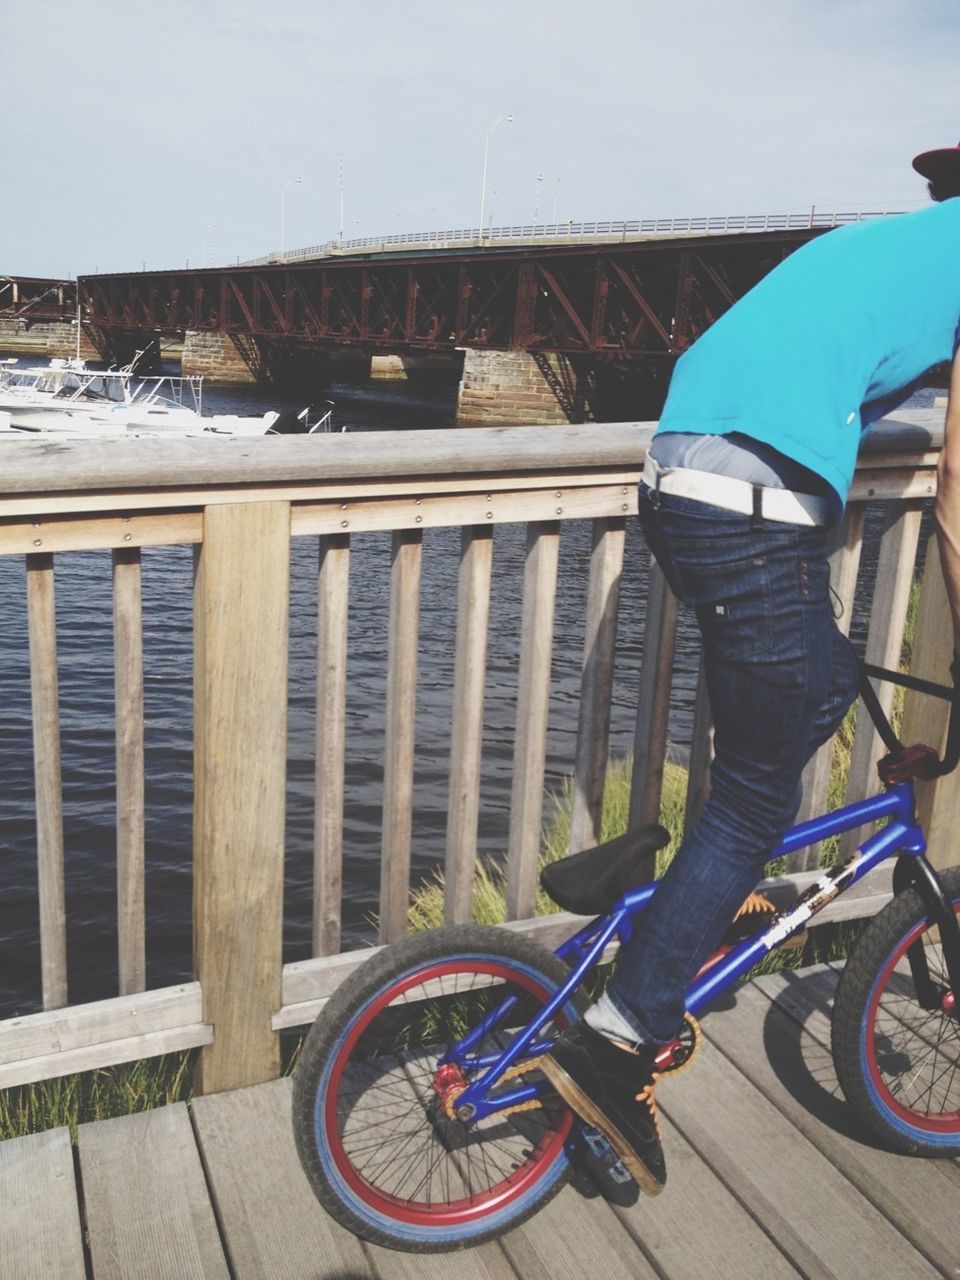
top-left (642, 456), bottom-right (828, 527)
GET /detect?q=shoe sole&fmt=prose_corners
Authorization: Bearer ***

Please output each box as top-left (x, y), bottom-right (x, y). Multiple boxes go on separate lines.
top-left (539, 1055), bottom-right (665, 1198)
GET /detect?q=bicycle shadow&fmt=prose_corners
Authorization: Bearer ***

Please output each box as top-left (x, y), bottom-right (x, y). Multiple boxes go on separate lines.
top-left (751, 967), bottom-right (891, 1150)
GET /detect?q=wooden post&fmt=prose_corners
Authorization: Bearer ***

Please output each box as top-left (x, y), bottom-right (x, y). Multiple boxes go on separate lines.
top-left (193, 502), bottom-right (290, 1094)
top-left (791, 505), bottom-right (865, 870)
top-left (112, 548), bottom-right (146, 995)
top-left (630, 562), bottom-right (679, 833)
top-left (505, 522), bottom-right (560, 920)
top-left (26, 553), bottom-right (67, 1011)
top-left (901, 548), bottom-right (960, 873)
top-left (444, 526), bottom-right (493, 924)
top-left (314, 535), bottom-right (350, 956)
top-left (569, 518), bottom-right (626, 852)
top-left (838, 504), bottom-right (922, 859)
top-left (379, 529), bottom-right (423, 943)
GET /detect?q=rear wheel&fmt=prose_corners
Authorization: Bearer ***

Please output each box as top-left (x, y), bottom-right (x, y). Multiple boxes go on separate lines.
top-left (832, 867), bottom-right (960, 1155)
top-left (292, 924), bottom-right (587, 1251)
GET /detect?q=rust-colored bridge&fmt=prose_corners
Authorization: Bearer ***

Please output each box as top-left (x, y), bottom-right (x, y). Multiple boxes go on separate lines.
top-left (80, 229), bottom-right (819, 370)
top-left (8, 217), bottom-right (890, 420)
top-left (1, 276), bottom-right (76, 324)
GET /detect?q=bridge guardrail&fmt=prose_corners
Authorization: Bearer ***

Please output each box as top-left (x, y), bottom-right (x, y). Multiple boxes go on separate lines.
top-left (245, 209), bottom-right (902, 266)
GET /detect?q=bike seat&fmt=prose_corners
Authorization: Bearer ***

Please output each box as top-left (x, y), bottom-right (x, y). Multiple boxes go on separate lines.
top-left (539, 824), bottom-right (671, 916)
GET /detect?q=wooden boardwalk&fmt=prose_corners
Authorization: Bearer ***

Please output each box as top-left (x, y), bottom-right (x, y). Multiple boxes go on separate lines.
top-left (2, 964), bottom-right (957, 1280)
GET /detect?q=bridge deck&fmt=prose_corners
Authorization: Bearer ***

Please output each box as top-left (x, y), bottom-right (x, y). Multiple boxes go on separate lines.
top-left (1, 964), bottom-right (956, 1279)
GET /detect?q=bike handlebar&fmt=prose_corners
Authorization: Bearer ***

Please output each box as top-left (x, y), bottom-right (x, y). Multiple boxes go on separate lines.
top-left (860, 658), bottom-right (960, 780)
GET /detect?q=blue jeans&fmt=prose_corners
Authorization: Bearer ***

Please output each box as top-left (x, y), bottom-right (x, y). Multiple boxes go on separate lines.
top-left (605, 484), bottom-right (859, 1044)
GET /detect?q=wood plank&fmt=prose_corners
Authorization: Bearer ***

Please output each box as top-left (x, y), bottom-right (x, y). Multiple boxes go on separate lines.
top-left (113, 547), bottom-right (146, 994)
top-left (0, 1022), bottom-right (212, 1090)
top-left (610, 1117), bottom-right (801, 1280)
top-left (569, 518), bottom-right (626, 852)
top-left (0, 418), bottom-right (931, 502)
top-left (505, 521), bottom-right (561, 920)
top-left (79, 1104), bottom-right (229, 1279)
top-left (0, 982), bottom-right (204, 1065)
top-left (293, 482), bottom-right (637, 538)
top-left (629, 561), bottom-right (678, 840)
top-left (846, 470), bottom-right (937, 502)
top-left (839, 503), bottom-right (922, 859)
top-left (315, 534), bottom-right (350, 954)
top-left (496, 1184), bottom-right (655, 1280)
top-left (0, 468), bottom-right (644, 522)
top-left (718, 970), bottom-right (960, 1275)
top-left (0, 422), bottom-right (654, 495)
top-left (0, 1127), bottom-right (86, 1279)
top-left (901, 550), bottom-right (960, 873)
top-left (659, 1019), bottom-right (941, 1279)
top-left (444, 525), bottom-right (494, 923)
top-left (379, 529), bottom-right (423, 943)
top-left (792, 504), bottom-right (866, 867)
top-left (0, 510), bottom-right (202, 555)
top-left (193, 501), bottom-right (290, 1092)
top-left (26, 552), bottom-right (67, 1010)
top-left (191, 1078), bottom-right (375, 1280)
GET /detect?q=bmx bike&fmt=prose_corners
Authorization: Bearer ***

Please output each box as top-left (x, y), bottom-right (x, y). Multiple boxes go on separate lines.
top-left (292, 659), bottom-right (960, 1252)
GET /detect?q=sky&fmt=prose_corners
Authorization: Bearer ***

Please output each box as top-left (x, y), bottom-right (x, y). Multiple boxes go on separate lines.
top-left (5, 0), bottom-right (960, 279)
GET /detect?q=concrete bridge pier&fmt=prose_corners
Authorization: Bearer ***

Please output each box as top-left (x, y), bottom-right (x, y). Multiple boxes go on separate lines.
top-left (182, 331), bottom-right (258, 383)
top-left (456, 349), bottom-right (597, 425)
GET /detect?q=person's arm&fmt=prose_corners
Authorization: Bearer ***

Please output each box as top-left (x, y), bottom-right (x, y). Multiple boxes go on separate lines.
top-left (936, 346), bottom-right (960, 653)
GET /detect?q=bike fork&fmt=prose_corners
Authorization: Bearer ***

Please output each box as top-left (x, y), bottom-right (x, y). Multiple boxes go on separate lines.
top-left (893, 855), bottom-right (960, 1012)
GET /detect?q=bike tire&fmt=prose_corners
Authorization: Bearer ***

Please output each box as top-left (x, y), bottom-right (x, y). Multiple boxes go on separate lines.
top-left (292, 924), bottom-right (587, 1252)
top-left (831, 866), bottom-right (960, 1156)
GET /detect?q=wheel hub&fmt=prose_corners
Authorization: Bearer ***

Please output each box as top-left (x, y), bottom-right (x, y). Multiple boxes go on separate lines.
top-left (433, 1062), bottom-right (469, 1119)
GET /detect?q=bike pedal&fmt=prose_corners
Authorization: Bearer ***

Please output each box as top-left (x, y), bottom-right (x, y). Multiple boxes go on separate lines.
top-left (574, 1124), bottom-right (640, 1207)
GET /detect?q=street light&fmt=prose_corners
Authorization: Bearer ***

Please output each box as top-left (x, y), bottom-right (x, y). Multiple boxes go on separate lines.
top-left (479, 115), bottom-right (512, 244)
top-left (280, 176), bottom-right (302, 261)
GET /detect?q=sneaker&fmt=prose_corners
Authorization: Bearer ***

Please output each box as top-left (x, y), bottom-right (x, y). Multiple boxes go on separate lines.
top-left (540, 1021), bottom-right (667, 1196)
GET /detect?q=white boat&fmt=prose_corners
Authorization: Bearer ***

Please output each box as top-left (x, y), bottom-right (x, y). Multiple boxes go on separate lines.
top-left (0, 358), bottom-right (338, 438)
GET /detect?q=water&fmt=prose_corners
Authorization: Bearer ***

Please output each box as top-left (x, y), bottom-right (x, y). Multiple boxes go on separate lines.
top-left (0, 375), bottom-right (677, 1019)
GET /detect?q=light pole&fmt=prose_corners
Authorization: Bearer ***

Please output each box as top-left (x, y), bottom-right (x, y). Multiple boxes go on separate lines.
top-left (338, 153), bottom-right (345, 242)
top-left (478, 115), bottom-right (511, 243)
top-left (280, 176), bottom-right (302, 261)
top-left (533, 173), bottom-right (544, 227)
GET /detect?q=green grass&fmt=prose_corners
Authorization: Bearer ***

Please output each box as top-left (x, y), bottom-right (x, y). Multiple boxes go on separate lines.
top-left (0, 1053), bottom-right (197, 1143)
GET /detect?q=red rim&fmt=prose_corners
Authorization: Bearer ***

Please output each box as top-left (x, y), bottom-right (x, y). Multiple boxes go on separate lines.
top-left (324, 958), bottom-right (573, 1226)
top-left (865, 914), bottom-right (960, 1134)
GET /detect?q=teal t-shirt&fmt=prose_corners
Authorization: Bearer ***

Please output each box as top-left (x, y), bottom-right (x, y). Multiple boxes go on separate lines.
top-left (657, 200), bottom-right (960, 506)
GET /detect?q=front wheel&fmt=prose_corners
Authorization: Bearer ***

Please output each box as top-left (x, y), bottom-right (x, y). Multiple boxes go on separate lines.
top-left (292, 924), bottom-right (586, 1252)
top-left (832, 866), bottom-right (960, 1155)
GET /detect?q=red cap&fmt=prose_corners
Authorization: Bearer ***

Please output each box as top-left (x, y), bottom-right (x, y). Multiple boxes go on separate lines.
top-left (912, 142), bottom-right (960, 181)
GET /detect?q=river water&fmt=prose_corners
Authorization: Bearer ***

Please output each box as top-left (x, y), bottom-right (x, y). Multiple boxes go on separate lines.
top-left (0, 376), bottom-right (935, 1018)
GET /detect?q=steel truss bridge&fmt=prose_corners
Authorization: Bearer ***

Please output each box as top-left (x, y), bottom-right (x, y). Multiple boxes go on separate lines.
top-left (1, 277), bottom-right (77, 324)
top-left (78, 229), bottom-right (825, 385)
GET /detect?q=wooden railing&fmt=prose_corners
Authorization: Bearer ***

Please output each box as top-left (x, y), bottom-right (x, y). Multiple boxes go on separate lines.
top-left (0, 415), bottom-right (954, 1094)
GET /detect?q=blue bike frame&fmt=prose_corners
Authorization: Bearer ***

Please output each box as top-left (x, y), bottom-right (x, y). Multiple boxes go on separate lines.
top-left (446, 781), bottom-right (926, 1124)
